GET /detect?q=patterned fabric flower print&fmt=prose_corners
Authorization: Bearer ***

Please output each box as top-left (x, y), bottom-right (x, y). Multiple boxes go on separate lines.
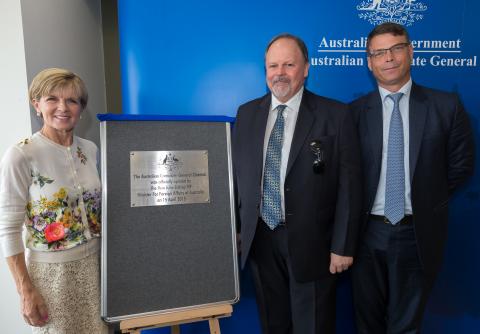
top-left (32, 216), bottom-right (47, 232)
top-left (31, 171), bottom-right (54, 188)
top-left (83, 190), bottom-right (101, 235)
top-left (77, 146), bottom-right (87, 165)
top-left (44, 222), bottom-right (65, 243)
top-left (26, 187), bottom-right (86, 250)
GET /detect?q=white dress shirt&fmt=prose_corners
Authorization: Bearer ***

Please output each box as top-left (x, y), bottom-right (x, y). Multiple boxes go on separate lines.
top-left (261, 87), bottom-right (304, 220)
top-left (371, 79), bottom-right (413, 216)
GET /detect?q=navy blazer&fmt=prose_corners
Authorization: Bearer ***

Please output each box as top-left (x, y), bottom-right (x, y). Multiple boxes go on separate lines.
top-left (350, 83), bottom-right (475, 279)
top-left (233, 89), bottom-right (363, 282)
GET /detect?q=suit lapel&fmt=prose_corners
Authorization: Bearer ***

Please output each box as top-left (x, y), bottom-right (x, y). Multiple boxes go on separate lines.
top-left (286, 90), bottom-right (315, 176)
top-left (408, 83), bottom-right (428, 182)
top-left (364, 90), bottom-right (384, 175)
top-left (251, 95), bottom-right (271, 181)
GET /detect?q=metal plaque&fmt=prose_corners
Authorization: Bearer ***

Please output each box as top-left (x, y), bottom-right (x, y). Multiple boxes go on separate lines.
top-left (130, 150), bottom-right (210, 207)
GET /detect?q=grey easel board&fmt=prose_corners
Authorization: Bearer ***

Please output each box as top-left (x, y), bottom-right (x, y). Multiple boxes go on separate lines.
top-left (99, 119), bottom-right (239, 322)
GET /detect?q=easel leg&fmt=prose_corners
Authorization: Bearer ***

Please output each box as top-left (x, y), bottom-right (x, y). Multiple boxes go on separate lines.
top-left (171, 324), bottom-right (180, 334)
top-left (208, 319), bottom-right (220, 334)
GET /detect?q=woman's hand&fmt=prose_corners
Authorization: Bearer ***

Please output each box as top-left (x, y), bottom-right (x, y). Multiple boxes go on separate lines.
top-left (20, 285), bottom-right (49, 327)
top-left (6, 253), bottom-right (49, 327)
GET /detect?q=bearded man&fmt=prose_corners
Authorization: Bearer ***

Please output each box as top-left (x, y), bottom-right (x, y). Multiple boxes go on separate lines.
top-left (232, 33), bottom-right (362, 334)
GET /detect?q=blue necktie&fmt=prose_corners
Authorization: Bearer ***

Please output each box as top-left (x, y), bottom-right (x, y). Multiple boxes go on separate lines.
top-left (384, 93), bottom-right (405, 225)
top-left (262, 105), bottom-right (286, 230)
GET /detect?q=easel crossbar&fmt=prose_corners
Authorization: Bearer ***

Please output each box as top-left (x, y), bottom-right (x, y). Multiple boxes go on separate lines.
top-left (120, 304), bottom-right (232, 333)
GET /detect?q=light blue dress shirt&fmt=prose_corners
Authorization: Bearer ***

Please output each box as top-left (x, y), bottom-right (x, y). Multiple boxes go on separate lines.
top-left (371, 79), bottom-right (413, 216)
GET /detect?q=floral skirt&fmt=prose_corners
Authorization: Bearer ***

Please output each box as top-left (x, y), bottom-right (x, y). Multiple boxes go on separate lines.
top-left (28, 252), bottom-right (108, 334)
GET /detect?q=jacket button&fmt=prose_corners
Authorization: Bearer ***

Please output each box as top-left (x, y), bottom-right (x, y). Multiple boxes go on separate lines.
top-left (285, 188), bottom-right (290, 192)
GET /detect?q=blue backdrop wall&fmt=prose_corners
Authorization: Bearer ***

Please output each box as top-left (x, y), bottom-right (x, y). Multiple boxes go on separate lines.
top-left (117, 0), bottom-right (479, 332)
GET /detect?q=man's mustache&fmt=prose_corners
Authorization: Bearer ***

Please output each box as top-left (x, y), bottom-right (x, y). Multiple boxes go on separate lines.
top-left (272, 76), bottom-right (290, 85)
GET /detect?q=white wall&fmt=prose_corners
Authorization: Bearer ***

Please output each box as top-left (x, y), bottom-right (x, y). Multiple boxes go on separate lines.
top-left (0, 1), bottom-right (31, 156)
top-left (0, 0), bottom-right (107, 332)
top-left (0, 0), bottom-right (32, 332)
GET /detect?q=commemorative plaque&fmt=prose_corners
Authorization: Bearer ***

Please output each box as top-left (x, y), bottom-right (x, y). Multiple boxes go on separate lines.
top-left (100, 116), bottom-right (238, 322)
top-left (130, 150), bottom-right (210, 207)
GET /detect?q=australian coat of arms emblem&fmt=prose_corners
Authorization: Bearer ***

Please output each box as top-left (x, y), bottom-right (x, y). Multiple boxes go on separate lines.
top-left (161, 153), bottom-right (183, 171)
top-left (357, 0), bottom-right (427, 26)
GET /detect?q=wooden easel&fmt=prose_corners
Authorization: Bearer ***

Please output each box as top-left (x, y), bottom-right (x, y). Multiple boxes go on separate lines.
top-left (120, 304), bottom-right (232, 334)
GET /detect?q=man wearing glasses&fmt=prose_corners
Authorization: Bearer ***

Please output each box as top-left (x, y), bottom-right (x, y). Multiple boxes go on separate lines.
top-left (350, 22), bottom-right (475, 333)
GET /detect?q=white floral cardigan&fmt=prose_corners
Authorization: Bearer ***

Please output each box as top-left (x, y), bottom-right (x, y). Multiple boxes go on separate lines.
top-left (0, 132), bottom-right (101, 259)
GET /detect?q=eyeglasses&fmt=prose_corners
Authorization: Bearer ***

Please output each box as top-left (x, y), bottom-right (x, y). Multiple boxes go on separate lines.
top-left (368, 42), bottom-right (410, 59)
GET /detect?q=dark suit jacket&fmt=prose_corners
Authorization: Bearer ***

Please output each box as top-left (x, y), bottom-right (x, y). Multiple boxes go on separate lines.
top-left (350, 83), bottom-right (475, 280)
top-left (232, 89), bottom-right (362, 282)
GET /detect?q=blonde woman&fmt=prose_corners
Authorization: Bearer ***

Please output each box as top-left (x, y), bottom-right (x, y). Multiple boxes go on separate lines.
top-left (0, 68), bottom-right (106, 333)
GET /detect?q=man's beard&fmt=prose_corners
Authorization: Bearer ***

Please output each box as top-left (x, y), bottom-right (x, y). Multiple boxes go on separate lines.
top-left (271, 76), bottom-right (291, 100)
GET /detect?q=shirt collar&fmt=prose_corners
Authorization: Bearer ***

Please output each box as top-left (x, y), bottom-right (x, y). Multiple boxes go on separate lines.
top-left (378, 79), bottom-right (412, 103)
top-left (271, 86), bottom-right (304, 113)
